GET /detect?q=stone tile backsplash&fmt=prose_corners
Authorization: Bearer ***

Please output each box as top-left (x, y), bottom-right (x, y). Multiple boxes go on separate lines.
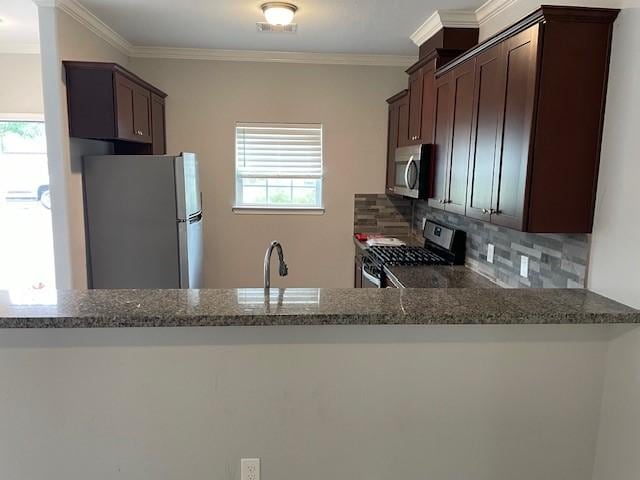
top-left (354, 194), bottom-right (590, 288)
top-left (354, 194), bottom-right (413, 237)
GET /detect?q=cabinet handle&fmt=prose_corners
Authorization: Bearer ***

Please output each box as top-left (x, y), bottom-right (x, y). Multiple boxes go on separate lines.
top-left (136, 129), bottom-right (143, 136)
top-left (491, 209), bottom-right (501, 215)
top-left (482, 208), bottom-right (489, 214)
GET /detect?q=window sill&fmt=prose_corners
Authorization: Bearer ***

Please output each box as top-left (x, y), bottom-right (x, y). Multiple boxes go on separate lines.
top-left (232, 206), bottom-right (325, 215)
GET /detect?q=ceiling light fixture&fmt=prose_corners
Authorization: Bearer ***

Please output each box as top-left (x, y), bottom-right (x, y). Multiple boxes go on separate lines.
top-left (261, 2), bottom-right (297, 26)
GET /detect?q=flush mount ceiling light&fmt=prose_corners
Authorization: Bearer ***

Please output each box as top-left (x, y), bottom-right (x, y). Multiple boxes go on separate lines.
top-left (261, 2), bottom-right (298, 26)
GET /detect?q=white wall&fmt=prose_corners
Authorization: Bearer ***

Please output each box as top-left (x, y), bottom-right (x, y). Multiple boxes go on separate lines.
top-left (0, 53), bottom-right (43, 114)
top-left (38, 6), bottom-right (128, 289)
top-left (590, 5), bottom-right (640, 479)
top-left (592, 327), bottom-right (640, 480)
top-left (588, 4), bottom-right (640, 309)
top-left (484, 3), bottom-right (640, 480)
top-left (130, 58), bottom-right (405, 288)
top-left (0, 325), bottom-right (610, 480)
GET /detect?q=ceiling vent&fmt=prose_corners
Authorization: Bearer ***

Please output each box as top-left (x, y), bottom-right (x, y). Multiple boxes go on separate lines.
top-left (256, 22), bottom-right (298, 33)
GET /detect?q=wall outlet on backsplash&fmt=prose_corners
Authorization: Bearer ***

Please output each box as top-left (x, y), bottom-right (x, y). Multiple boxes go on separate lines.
top-left (487, 244), bottom-right (495, 264)
top-left (520, 256), bottom-right (529, 278)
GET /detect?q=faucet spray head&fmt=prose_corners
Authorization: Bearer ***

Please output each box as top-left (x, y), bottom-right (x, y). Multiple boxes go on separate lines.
top-left (279, 262), bottom-right (288, 277)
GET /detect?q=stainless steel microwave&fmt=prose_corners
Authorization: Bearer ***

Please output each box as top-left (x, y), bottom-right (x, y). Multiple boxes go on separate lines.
top-left (389, 144), bottom-right (432, 199)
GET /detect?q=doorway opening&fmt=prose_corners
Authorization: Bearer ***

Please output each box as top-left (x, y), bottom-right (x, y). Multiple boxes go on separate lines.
top-left (0, 118), bottom-right (55, 290)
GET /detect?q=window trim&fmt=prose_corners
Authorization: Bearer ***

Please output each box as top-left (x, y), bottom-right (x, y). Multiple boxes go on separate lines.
top-left (234, 122), bottom-right (324, 213)
top-left (232, 206), bottom-right (325, 215)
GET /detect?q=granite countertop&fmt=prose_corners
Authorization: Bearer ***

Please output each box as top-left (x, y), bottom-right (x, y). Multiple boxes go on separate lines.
top-left (385, 265), bottom-right (499, 289)
top-left (0, 288), bottom-right (638, 328)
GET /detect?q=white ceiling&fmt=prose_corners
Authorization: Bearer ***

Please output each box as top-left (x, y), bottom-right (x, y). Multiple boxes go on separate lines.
top-left (0, 0), bottom-right (486, 55)
top-left (77, 0), bottom-right (483, 55)
top-left (0, 0), bottom-right (39, 50)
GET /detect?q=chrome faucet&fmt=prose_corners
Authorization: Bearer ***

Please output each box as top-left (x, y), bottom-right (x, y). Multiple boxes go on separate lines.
top-left (264, 241), bottom-right (288, 289)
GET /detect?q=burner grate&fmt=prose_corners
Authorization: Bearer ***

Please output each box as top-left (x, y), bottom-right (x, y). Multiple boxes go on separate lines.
top-left (367, 245), bottom-right (449, 266)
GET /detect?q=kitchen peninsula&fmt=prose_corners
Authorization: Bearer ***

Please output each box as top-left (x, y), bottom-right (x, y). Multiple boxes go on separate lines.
top-left (0, 288), bottom-right (638, 327)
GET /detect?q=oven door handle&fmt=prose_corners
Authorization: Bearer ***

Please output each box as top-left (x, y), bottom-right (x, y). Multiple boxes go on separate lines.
top-left (362, 265), bottom-right (382, 288)
top-left (404, 156), bottom-right (417, 190)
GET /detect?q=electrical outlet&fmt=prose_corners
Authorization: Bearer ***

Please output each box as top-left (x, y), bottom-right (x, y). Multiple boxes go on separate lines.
top-left (241, 458), bottom-right (260, 480)
top-left (487, 244), bottom-right (495, 264)
top-left (520, 255), bottom-right (529, 278)
top-left (421, 217), bottom-right (427, 230)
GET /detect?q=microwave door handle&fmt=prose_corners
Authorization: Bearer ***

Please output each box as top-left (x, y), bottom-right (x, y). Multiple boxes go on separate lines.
top-left (404, 156), bottom-right (416, 190)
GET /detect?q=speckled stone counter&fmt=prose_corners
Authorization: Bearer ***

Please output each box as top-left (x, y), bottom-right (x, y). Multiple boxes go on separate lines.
top-left (385, 265), bottom-right (499, 289)
top-left (0, 288), bottom-right (638, 328)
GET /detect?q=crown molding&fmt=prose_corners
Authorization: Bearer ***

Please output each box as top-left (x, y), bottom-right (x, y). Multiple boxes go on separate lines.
top-left (475, 0), bottom-right (521, 25)
top-left (33, 0), bottom-right (132, 55)
top-left (130, 46), bottom-right (417, 67)
top-left (0, 43), bottom-right (41, 54)
top-left (438, 10), bottom-right (480, 28)
top-left (409, 11), bottom-right (442, 47)
top-left (410, 0), bottom-right (521, 47)
top-left (410, 9), bottom-right (478, 46)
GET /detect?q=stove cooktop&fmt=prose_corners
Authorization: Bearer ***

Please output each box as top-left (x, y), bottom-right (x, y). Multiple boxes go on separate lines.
top-left (366, 245), bottom-right (449, 267)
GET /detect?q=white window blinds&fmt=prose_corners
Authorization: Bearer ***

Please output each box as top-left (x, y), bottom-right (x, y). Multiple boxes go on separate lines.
top-left (235, 123), bottom-right (323, 209)
top-left (236, 123), bottom-right (322, 179)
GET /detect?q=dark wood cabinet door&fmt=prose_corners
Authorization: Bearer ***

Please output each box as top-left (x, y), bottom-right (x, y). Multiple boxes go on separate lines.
top-left (492, 25), bottom-right (539, 230)
top-left (428, 72), bottom-right (454, 209)
top-left (408, 71), bottom-right (423, 143)
top-left (150, 93), bottom-right (166, 155)
top-left (445, 61), bottom-right (475, 215)
top-left (132, 86), bottom-right (152, 143)
top-left (115, 73), bottom-right (152, 143)
top-left (386, 102), bottom-right (400, 194)
top-left (466, 44), bottom-right (504, 222)
top-left (397, 93), bottom-right (411, 147)
top-left (419, 66), bottom-right (436, 144)
top-left (115, 73), bottom-right (137, 142)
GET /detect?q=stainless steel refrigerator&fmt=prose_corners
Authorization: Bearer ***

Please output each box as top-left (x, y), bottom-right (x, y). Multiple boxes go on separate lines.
top-left (83, 153), bottom-right (203, 289)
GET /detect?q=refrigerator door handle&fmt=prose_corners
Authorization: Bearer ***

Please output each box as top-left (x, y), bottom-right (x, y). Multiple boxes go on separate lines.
top-left (189, 212), bottom-right (203, 224)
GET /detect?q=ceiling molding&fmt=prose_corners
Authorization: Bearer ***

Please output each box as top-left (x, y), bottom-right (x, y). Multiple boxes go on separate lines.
top-left (0, 43), bottom-right (41, 54)
top-left (437, 10), bottom-right (480, 28)
top-left (475, 0), bottom-right (521, 25)
top-left (33, 0), bottom-right (133, 55)
top-left (410, 0), bottom-right (521, 47)
top-left (409, 11), bottom-right (443, 47)
top-left (130, 46), bottom-right (417, 67)
top-left (410, 9), bottom-right (478, 46)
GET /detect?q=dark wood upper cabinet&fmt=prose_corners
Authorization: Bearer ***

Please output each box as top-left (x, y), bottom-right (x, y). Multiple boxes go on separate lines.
top-left (385, 90), bottom-right (408, 195)
top-left (428, 73), bottom-right (453, 210)
top-left (408, 71), bottom-right (423, 143)
top-left (427, 60), bottom-right (475, 214)
top-left (445, 60), bottom-right (475, 216)
top-left (150, 93), bottom-right (167, 155)
top-left (431, 6), bottom-right (618, 233)
top-left (419, 65), bottom-right (436, 144)
top-left (467, 43), bottom-right (504, 222)
top-left (396, 91), bottom-right (411, 148)
top-left (490, 26), bottom-right (539, 230)
top-left (64, 61), bottom-right (167, 153)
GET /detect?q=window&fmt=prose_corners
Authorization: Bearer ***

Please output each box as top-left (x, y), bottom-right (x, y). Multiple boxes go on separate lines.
top-left (0, 119), bottom-right (56, 290)
top-left (235, 123), bottom-right (323, 211)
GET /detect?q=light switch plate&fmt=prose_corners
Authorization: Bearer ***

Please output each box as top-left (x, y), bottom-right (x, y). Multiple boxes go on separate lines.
top-left (520, 256), bottom-right (529, 278)
top-left (241, 459), bottom-right (260, 480)
top-left (487, 244), bottom-right (495, 264)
